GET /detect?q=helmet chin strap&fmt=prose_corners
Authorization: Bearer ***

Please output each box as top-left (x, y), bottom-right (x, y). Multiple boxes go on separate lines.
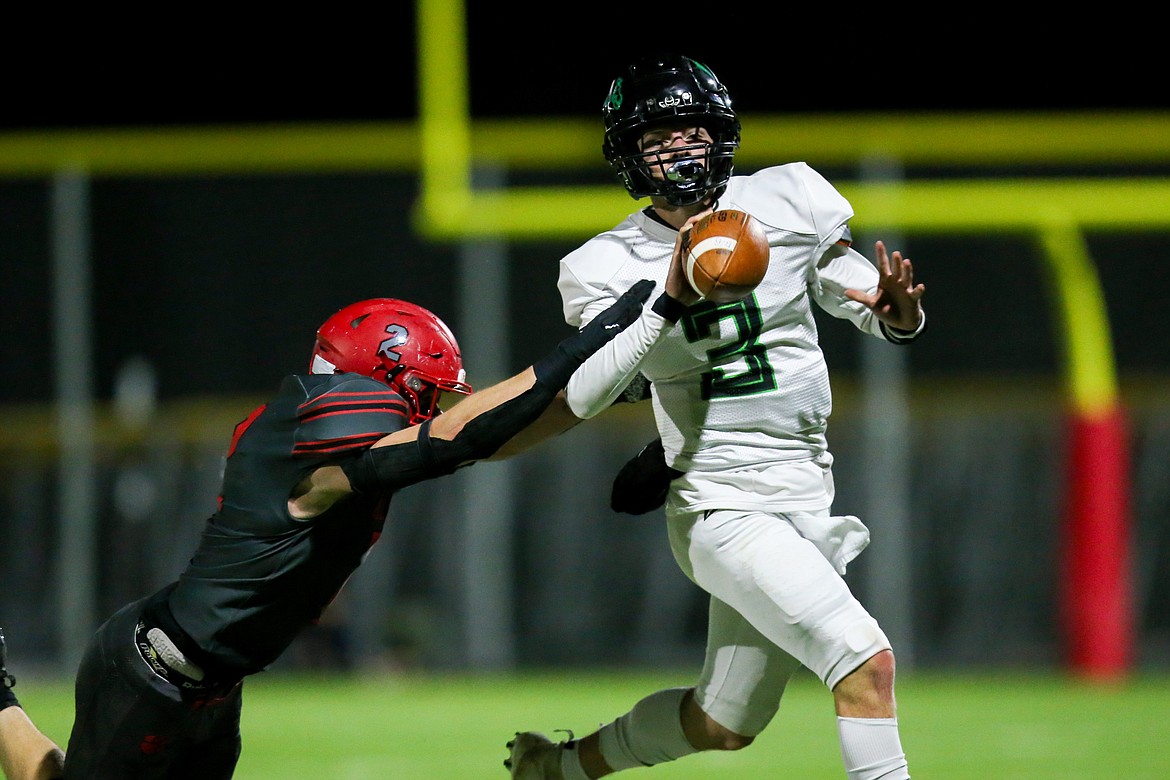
top-left (664, 185), bottom-right (723, 209)
top-left (663, 186), bottom-right (713, 207)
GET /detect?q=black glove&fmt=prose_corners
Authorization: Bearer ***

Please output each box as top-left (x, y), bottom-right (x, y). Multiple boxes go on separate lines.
top-left (534, 279), bottom-right (655, 388)
top-left (610, 437), bottom-right (683, 515)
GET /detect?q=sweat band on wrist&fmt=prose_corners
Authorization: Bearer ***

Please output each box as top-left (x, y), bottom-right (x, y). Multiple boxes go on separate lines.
top-left (651, 293), bottom-right (687, 323)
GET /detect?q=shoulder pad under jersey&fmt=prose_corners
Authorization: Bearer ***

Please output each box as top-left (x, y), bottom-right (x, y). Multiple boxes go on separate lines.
top-left (722, 162), bottom-right (853, 244)
top-left (293, 373), bottom-right (410, 458)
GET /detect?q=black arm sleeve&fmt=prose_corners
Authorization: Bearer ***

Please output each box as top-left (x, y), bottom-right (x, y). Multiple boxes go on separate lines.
top-left (341, 380), bottom-right (561, 493)
top-left (343, 281), bottom-right (656, 495)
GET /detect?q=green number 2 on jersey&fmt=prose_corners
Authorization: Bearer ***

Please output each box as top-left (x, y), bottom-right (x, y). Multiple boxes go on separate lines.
top-left (681, 295), bottom-right (777, 400)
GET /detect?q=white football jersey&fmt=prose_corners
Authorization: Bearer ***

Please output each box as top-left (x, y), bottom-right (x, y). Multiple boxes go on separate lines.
top-left (560, 162), bottom-right (907, 513)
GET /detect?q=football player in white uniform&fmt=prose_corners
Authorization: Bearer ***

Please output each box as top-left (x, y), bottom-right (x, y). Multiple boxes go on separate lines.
top-left (506, 55), bottom-right (925, 780)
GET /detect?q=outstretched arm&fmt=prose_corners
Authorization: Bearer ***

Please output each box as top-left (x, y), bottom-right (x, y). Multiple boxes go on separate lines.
top-left (415, 277), bottom-right (657, 451)
top-left (844, 240), bottom-right (926, 333)
top-left (484, 390), bottom-right (578, 460)
top-left (485, 214), bottom-right (703, 458)
top-left (564, 213), bottom-right (706, 418)
top-left (289, 281), bottom-right (655, 512)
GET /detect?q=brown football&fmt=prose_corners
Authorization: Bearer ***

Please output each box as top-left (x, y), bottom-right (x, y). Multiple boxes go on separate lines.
top-left (683, 209), bottom-right (770, 303)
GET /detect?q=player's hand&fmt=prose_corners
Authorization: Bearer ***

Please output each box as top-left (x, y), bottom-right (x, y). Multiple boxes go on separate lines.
top-left (663, 211), bottom-right (710, 306)
top-left (580, 278), bottom-right (655, 348)
top-left (845, 241), bottom-right (925, 332)
top-left (610, 437), bottom-right (682, 515)
top-left (533, 279), bottom-right (654, 388)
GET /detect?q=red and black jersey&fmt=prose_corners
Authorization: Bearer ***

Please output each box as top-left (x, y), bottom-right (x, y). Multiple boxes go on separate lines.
top-left (144, 372), bottom-right (409, 678)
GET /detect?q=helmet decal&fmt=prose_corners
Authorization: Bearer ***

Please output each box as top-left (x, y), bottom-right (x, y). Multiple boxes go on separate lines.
top-left (658, 91), bottom-right (694, 110)
top-left (606, 78), bottom-right (624, 111)
top-left (377, 324), bottom-right (409, 364)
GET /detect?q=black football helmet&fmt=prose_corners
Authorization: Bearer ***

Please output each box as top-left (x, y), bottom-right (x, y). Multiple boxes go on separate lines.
top-left (602, 55), bottom-right (740, 206)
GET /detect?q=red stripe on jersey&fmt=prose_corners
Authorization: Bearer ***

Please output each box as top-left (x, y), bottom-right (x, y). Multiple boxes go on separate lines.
top-left (293, 431), bottom-right (388, 456)
top-left (227, 404), bottom-right (268, 458)
top-left (300, 402), bottom-right (409, 425)
top-left (295, 387), bottom-right (407, 458)
top-left (298, 390), bottom-right (406, 417)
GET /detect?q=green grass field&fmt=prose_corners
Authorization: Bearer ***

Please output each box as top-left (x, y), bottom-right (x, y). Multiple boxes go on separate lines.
top-left (10, 667), bottom-right (1169, 779)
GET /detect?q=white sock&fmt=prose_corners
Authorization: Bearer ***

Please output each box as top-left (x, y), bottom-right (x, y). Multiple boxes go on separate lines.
top-left (596, 687), bottom-right (695, 770)
top-left (837, 716), bottom-right (910, 780)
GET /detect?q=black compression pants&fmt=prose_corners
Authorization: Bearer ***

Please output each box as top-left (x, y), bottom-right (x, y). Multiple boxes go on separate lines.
top-left (62, 598), bottom-right (243, 780)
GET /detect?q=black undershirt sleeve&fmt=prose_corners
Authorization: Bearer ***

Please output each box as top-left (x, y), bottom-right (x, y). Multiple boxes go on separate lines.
top-left (341, 382), bottom-right (559, 494)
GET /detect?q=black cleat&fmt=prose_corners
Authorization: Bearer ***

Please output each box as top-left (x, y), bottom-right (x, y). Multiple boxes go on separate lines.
top-left (504, 730), bottom-right (574, 779)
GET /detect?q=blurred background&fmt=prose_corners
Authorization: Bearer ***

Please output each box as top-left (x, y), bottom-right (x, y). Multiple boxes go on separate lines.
top-left (1, 3), bottom-right (1167, 684)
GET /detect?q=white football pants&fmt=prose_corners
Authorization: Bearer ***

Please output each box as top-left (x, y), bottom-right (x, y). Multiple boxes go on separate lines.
top-left (666, 507), bottom-right (891, 735)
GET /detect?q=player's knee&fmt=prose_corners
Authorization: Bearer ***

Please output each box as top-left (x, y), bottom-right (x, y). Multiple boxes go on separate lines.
top-left (870, 645), bottom-right (893, 682)
top-left (860, 648), bottom-right (896, 690)
top-left (833, 649), bottom-right (897, 715)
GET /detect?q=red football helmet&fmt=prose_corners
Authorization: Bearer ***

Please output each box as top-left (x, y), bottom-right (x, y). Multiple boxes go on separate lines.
top-left (310, 298), bottom-right (472, 424)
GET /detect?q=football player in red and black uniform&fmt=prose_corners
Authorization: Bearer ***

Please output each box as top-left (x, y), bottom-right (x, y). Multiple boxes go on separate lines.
top-left (0, 279), bottom-right (672, 779)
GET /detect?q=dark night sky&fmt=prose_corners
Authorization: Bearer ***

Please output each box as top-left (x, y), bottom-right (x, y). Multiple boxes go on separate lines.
top-left (3, 13), bottom-right (1160, 132)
